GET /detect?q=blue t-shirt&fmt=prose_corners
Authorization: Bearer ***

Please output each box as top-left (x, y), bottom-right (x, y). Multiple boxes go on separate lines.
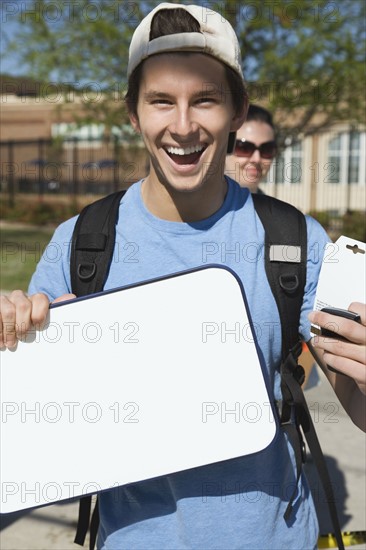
top-left (29, 178), bottom-right (330, 549)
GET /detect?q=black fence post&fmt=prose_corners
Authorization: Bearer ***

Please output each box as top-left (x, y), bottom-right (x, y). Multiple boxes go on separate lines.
top-left (8, 141), bottom-right (15, 208)
top-left (72, 137), bottom-right (79, 199)
top-left (113, 134), bottom-right (119, 193)
top-left (38, 138), bottom-right (45, 197)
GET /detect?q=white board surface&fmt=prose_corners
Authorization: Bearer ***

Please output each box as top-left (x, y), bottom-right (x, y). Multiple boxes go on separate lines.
top-left (0, 266), bottom-right (277, 513)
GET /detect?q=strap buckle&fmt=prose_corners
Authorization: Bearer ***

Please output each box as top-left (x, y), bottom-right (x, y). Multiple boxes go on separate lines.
top-left (77, 262), bottom-right (97, 282)
top-left (279, 274), bottom-right (299, 293)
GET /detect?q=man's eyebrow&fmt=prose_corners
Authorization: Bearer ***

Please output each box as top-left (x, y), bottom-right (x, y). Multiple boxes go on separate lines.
top-left (143, 88), bottom-right (223, 101)
top-left (143, 91), bottom-right (173, 101)
top-left (196, 87), bottom-right (223, 96)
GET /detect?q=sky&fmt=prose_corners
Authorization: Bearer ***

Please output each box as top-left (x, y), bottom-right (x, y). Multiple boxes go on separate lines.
top-left (1, 6), bottom-right (27, 75)
top-left (0, 0), bottom-right (364, 79)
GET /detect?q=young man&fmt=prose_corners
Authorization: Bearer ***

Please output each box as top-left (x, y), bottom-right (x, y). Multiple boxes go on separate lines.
top-left (1, 4), bottom-right (365, 549)
top-left (225, 104), bottom-right (277, 193)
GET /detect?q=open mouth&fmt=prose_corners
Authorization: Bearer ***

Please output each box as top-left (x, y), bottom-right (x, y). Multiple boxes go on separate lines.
top-left (165, 144), bottom-right (206, 165)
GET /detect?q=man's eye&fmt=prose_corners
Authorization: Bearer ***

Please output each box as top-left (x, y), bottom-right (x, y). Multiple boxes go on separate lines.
top-left (152, 99), bottom-right (171, 105)
top-left (196, 97), bottom-right (216, 104)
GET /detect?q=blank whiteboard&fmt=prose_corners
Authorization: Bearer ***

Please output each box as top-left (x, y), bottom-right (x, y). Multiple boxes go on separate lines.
top-left (0, 265), bottom-right (277, 513)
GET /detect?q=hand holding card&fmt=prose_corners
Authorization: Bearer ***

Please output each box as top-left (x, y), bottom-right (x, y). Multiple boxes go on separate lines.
top-left (309, 236), bottom-right (366, 383)
top-left (309, 303), bottom-right (366, 389)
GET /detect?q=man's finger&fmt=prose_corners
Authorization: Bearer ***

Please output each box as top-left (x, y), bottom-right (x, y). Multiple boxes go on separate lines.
top-left (1, 291), bottom-right (30, 348)
top-left (348, 302), bottom-right (366, 326)
top-left (29, 293), bottom-right (51, 329)
top-left (52, 294), bottom-right (76, 304)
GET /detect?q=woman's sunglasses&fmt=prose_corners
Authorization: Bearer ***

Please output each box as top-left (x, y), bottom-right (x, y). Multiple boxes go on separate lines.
top-left (234, 139), bottom-right (277, 159)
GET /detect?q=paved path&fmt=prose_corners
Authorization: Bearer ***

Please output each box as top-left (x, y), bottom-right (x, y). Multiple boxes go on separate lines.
top-left (304, 369), bottom-right (366, 549)
top-left (0, 500), bottom-right (78, 549)
top-left (1, 368), bottom-right (365, 550)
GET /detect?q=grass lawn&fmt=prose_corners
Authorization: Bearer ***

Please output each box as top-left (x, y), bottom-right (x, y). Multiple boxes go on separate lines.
top-left (0, 226), bottom-right (54, 292)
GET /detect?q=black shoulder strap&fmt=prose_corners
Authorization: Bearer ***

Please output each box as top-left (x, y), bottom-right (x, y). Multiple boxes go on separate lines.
top-left (70, 190), bottom-right (126, 297)
top-left (71, 190), bottom-right (125, 550)
top-left (74, 495), bottom-right (99, 550)
top-left (252, 194), bottom-right (344, 550)
top-left (252, 193), bottom-right (307, 360)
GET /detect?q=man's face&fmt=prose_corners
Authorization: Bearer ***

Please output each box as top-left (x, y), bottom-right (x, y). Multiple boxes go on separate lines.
top-left (129, 53), bottom-right (245, 197)
top-left (225, 121), bottom-right (275, 192)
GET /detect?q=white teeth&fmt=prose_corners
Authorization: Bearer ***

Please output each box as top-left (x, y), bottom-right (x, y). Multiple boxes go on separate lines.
top-left (166, 144), bottom-right (204, 155)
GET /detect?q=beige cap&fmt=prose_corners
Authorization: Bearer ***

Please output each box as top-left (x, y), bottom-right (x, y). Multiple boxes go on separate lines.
top-left (127, 3), bottom-right (244, 81)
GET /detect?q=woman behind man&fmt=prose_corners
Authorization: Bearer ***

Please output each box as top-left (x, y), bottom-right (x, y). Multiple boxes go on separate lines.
top-left (226, 104), bottom-right (277, 193)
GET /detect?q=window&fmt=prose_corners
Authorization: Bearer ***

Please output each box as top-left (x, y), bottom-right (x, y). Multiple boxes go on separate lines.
top-left (266, 140), bottom-right (303, 185)
top-left (326, 130), bottom-right (365, 185)
top-left (51, 123), bottom-right (105, 148)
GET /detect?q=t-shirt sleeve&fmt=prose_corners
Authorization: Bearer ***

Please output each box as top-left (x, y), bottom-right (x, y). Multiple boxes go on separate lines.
top-left (299, 214), bottom-right (331, 341)
top-left (28, 216), bottom-right (78, 301)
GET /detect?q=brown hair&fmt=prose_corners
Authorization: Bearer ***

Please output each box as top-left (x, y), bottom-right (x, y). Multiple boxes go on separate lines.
top-left (125, 8), bottom-right (247, 117)
top-left (246, 104), bottom-right (275, 131)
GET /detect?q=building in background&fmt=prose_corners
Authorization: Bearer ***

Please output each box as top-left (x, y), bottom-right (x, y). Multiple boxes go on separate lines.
top-left (0, 78), bottom-right (365, 213)
top-left (0, 79), bottom-right (148, 196)
top-left (263, 122), bottom-right (365, 214)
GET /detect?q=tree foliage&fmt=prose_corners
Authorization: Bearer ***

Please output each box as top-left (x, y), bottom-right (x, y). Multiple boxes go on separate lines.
top-left (3, 0), bottom-right (365, 139)
top-left (224, 0), bottom-right (366, 140)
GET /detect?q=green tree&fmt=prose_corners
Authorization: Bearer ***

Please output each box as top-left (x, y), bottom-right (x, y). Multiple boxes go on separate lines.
top-left (3, 0), bottom-right (365, 141)
top-left (2, 0), bottom-right (151, 132)
top-left (222, 0), bottom-right (366, 142)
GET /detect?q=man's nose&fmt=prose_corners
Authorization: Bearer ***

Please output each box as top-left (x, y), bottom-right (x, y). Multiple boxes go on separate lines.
top-left (169, 107), bottom-right (199, 138)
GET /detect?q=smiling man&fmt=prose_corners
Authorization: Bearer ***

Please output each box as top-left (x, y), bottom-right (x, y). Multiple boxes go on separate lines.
top-left (1, 3), bottom-right (366, 550)
top-left (127, 53), bottom-right (242, 221)
top-left (124, 6), bottom-right (247, 223)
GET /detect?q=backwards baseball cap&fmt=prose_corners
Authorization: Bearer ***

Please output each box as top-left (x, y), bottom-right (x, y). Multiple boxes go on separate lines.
top-left (127, 3), bottom-right (244, 82)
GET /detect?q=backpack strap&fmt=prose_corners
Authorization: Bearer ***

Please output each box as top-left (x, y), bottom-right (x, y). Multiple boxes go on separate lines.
top-left (252, 193), bottom-right (307, 360)
top-left (281, 350), bottom-right (344, 550)
top-left (252, 194), bottom-right (344, 550)
top-left (70, 190), bottom-right (126, 297)
top-left (74, 496), bottom-right (99, 550)
top-left (71, 191), bottom-right (125, 549)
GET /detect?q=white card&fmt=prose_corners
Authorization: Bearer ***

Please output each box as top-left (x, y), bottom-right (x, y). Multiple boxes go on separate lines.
top-left (314, 236), bottom-right (365, 311)
top-left (0, 266), bottom-right (277, 513)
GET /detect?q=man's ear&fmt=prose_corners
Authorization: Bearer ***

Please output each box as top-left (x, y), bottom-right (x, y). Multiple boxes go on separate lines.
top-left (128, 110), bottom-right (141, 133)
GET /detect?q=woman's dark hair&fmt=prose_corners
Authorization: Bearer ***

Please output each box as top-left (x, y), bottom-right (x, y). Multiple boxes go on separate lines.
top-left (246, 105), bottom-right (275, 131)
top-left (125, 8), bottom-right (247, 117)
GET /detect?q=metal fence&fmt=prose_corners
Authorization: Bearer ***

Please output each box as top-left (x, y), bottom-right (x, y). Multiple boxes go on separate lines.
top-left (0, 136), bottom-right (148, 206)
top-left (1, 135), bottom-right (365, 217)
